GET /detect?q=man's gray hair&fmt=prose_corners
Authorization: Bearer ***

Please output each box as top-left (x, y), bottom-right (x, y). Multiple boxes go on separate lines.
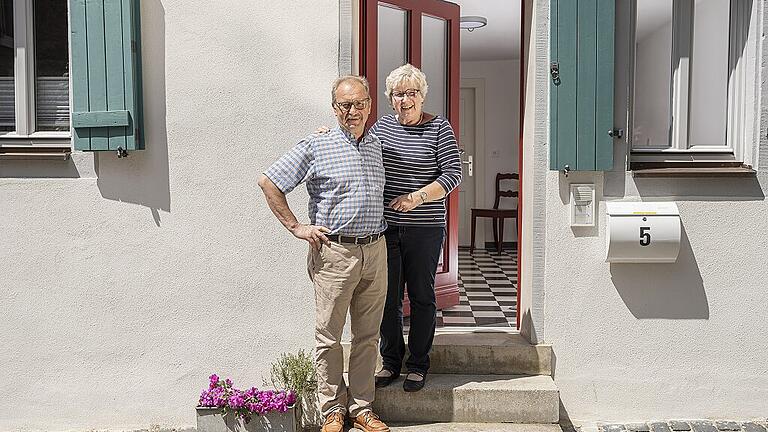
top-left (384, 63), bottom-right (429, 102)
top-left (331, 75), bottom-right (371, 103)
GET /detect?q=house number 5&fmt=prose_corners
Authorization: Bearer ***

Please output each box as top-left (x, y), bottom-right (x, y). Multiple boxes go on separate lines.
top-left (640, 227), bottom-right (651, 246)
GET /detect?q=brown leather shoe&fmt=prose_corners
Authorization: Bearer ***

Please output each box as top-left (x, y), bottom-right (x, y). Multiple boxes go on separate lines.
top-left (320, 411), bottom-right (345, 432)
top-left (353, 410), bottom-right (389, 432)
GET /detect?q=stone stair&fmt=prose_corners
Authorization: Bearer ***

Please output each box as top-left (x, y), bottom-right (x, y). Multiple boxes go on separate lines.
top-left (341, 330), bottom-right (560, 429)
top-left (343, 423), bottom-right (563, 431)
top-left (387, 424), bottom-right (563, 432)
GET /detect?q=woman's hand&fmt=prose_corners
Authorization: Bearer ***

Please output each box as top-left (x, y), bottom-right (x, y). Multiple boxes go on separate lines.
top-left (315, 126), bottom-right (331, 134)
top-left (389, 193), bottom-right (421, 212)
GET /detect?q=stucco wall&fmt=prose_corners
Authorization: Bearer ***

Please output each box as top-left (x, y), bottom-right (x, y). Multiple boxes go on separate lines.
top-left (0, 1), bottom-right (340, 430)
top-left (520, 0), bottom-right (549, 345)
top-left (528, 0), bottom-right (768, 424)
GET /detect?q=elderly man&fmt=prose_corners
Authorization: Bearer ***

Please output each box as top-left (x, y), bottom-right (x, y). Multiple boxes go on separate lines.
top-left (257, 76), bottom-right (389, 432)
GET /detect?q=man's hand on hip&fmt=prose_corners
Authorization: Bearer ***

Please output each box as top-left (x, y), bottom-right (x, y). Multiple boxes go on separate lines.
top-left (291, 224), bottom-right (331, 250)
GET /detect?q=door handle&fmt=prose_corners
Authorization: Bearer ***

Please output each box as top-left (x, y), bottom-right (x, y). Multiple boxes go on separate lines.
top-left (461, 155), bottom-right (473, 177)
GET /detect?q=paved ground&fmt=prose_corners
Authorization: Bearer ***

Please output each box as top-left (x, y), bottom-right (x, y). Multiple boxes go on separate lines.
top-left (311, 421), bottom-right (768, 432)
top-left (593, 420), bottom-right (768, 432)
top-left (124, 420), bottom-right (768, 432)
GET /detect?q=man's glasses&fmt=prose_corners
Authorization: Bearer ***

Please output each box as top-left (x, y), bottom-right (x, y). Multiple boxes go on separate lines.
top-left (391, 89), bottom-right (421, 100)
top-left (334, 98), bottom-right (370, 112)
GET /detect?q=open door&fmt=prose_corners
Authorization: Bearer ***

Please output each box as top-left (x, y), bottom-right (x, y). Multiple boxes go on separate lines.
top-left (360, 0), bottom-right (461, 314)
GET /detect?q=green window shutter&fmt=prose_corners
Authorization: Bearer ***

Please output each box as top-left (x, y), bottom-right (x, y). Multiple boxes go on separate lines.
top-left (70, 0), bottom-right (143, 152)
top-left (550, 0), bottom-right (614, 171)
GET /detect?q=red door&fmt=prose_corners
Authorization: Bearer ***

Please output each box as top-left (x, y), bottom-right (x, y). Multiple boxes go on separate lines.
top-left (360, 0), bottom-right (461, 314)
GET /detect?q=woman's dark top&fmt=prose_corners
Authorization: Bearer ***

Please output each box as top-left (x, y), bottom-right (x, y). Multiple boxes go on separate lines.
top-left (371, 114), bottom-right (463, 226)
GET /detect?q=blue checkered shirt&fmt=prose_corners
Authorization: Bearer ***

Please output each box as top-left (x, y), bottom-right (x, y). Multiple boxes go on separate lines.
top-left (263, 127), bottom-right (387, 237)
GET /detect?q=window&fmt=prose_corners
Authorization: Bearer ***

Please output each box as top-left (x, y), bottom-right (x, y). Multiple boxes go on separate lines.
top-left (0, 0), bottom-right (70, 148)
top-left (630, 0), bottom-right (754, 165)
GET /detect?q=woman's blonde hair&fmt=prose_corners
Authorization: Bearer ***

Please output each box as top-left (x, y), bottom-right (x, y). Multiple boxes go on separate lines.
top-left (384, 63), bottom-right (429, 103)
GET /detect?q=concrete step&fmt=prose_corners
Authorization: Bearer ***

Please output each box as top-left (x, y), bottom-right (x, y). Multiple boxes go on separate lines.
top-left (342, 424), bottom-right (563, 431)
top-left (372, 373), bottom-right (559, 424)
top-left (388, 424), bottom-right (563, 432)
top-left (343, 331), bottom-right (552, 376)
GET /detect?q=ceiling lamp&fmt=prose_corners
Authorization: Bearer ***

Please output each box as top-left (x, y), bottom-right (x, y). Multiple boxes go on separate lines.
top-left (460, 16), bottom-right (487, 32)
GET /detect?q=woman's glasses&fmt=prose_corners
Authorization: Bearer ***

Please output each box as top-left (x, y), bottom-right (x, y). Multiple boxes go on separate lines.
top-left (391, 89), bottom-right (421, 100)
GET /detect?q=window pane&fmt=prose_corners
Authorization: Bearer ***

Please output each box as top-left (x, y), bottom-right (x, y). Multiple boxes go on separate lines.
top-left (421, 14), bottom-right (447, 117)
top-left (0, 0), bottom-right (14, 132)
top-left (35, 0), bottom-right (69, 131)
top-left (688, 0), bottom-right (729, 147)
top-left (377, 4), bottom-right (407, 120)
top-left (632, 0), bottom-right (673, 149)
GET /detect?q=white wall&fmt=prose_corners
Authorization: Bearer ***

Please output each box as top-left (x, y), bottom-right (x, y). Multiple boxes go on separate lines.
top-left (460, 60), bottom-right (520, 243)
top-left (0, 1), bottom-right (340, 430)
top-left (519, 0), bottom-right (548, 345)
top-left (545, 173), bottom-right (768, 424)
top-left (525, 0), bottom-right (768, 424)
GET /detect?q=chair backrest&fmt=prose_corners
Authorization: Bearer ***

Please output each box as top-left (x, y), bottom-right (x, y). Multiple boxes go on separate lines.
top-left (493, 173), bottom-right (519, 209)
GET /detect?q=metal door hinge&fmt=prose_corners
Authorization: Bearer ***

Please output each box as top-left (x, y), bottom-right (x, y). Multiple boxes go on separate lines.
top-left (550, 62), bottom-right (561, 85)
top-left (608, 128), bottom-right (624, 139)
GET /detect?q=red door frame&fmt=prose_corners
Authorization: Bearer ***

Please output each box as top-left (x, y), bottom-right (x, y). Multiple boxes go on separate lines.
top-left (516, 0), bottom-right (526, 328)
top-left (359, 0), bottom-right (461, 314)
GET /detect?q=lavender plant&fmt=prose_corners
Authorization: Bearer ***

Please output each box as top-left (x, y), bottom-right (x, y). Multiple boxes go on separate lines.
top-left (268, 349), bottom-right (317, 401)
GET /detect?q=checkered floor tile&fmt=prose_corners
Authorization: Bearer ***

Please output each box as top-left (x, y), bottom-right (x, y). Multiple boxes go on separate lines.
top-left (404, 247), bottom-right (518, 331)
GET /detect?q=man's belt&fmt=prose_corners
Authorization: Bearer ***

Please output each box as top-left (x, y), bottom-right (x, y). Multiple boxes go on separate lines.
top-left (326, 232), bottom-right (384, 245)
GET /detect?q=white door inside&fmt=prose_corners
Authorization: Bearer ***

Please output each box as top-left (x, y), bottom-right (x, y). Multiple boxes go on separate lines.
top-left (458, 87), bottom-right (476, 247)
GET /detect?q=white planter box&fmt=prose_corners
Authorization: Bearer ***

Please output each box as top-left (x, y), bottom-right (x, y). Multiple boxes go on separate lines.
top-left (297, 394), bottom-right (322, 430)
top-left (196, 406), bottom-right (298, 432)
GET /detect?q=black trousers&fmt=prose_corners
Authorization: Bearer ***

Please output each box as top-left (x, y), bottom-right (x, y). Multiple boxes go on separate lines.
top-left (379, 224), bottom-right (445, 375)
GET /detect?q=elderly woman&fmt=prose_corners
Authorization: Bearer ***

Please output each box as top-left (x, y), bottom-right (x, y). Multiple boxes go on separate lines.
top-left (371, 64), bottom-right (463, 392)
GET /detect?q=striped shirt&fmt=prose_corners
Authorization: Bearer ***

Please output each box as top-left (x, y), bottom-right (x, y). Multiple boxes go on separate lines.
top-left (263, 127), bottom-right (387, 236)
top-left (372, 114), bottom-right (463, 226)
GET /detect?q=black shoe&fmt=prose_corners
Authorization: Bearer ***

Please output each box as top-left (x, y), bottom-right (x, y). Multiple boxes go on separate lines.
top-left (374, 369), bottom-right (399, 388)
top-left (403, 371), bottom-right (426, 392)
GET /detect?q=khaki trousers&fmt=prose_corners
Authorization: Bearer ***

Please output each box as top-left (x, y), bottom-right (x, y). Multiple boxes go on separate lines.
top-left (308, 237), bottom-right (387, 417)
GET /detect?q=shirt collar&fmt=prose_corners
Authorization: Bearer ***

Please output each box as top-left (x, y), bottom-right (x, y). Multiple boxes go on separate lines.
top-left (336, 126), bottom-right (373, 147)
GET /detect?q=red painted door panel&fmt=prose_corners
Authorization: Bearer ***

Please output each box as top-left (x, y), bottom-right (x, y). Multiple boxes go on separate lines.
top-left (360, 0), bottom-right (461, 315)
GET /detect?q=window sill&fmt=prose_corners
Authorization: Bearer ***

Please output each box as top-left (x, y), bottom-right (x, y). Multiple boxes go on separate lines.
top-left (631, 162), bottom-right (756, 178)
top-left (0, 146), bottom-right (71, 160)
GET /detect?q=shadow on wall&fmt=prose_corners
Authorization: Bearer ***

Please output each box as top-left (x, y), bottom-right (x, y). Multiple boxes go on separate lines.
top-left (0, 157), bottom-right (84, 178)
top-left (96, 0), bottom-right (170, 226)
top-left (520, 309), bottom-right (537, 344)
top-left (632, 176), bottom-right (765, 201)
top-left (610, 223), bottom-right (708, 319)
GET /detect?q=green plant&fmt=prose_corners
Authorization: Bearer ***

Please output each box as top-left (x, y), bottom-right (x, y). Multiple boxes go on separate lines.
top-left (267, 349), bottom-right (317, 400)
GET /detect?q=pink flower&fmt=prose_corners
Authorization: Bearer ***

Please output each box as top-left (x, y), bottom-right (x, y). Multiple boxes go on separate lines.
top-left (199, 374), bottom-right (296, 419)
top-left (209, 374), bottom-right (219, 390)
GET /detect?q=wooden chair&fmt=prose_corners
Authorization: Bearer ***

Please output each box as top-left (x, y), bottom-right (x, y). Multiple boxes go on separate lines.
top-left (470, 173), bottom-right (519, 254)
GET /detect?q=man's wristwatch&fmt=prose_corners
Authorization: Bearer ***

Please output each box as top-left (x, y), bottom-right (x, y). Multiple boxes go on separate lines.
top-left (418, 190), bottom-right (428, 204)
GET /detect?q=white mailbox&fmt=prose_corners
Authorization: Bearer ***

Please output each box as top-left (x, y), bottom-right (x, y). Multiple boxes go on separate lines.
top-left (606, 202), bottom-right (681, 263)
